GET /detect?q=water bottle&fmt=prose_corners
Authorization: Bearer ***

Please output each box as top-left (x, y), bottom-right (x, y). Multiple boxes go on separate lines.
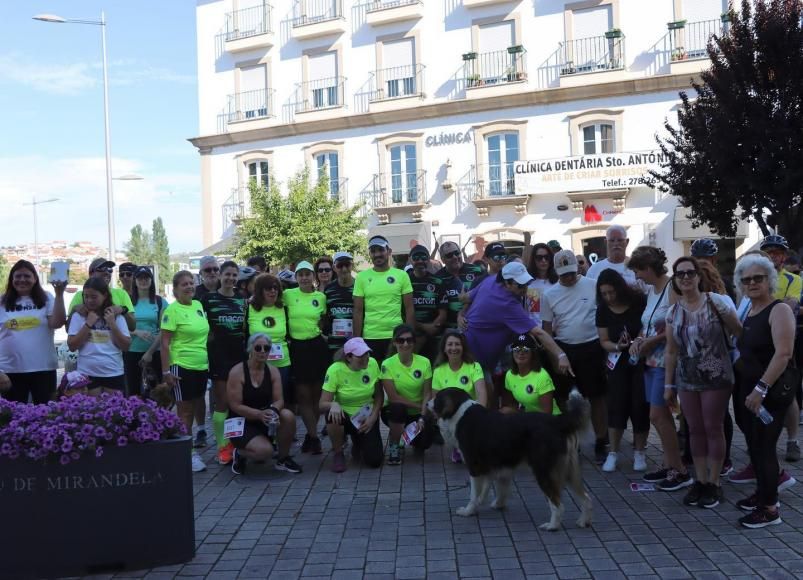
top-left (267, 419), bottom-right (278, 439)
top-left (757, 406), bottom-right (773, 425)
top-left (628, 353), bottom-right (640, 366)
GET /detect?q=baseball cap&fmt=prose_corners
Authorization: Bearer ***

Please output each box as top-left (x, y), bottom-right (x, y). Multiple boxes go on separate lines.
top-left (134, 266), bottom-right (153, 278)
top-left (238, 266), bottom-right (257, 282)
top-left (199, 256), bottom-right (218, 269)
top-left (277, 269), bottom-right (296, 283)
top-left (410, 244), bottom-right (430, 259)
top-left (501, 262), bottom-right (533, 285)
top-left (333, 251), bottom-right (353, 262)
top-left (439, 241), bottom-right (460, 254)
top-left (343, 337), bottom-right (372, 357)
top-left (547, 240), bottom-right (562, 252)
top-left (484, 241), bottom-right (506, 257)
top-left (89, 258), bottom-right (115, 273)
top-left (510, 333), bottom-right (537, 349)
top-left (553, 250), bottom-right (578, 276)
top-left (368, 235), bottom-right (390, 249)
top-left (294, 260), bottom-right (314, 273)
top-left (118, 262), bottom-right (137, 273)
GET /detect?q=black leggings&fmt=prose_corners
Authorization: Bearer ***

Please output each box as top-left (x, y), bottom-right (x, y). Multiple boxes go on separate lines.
top-left (606, 361), bottom-right (650, 433)
top-left (327, 411), bottom-right (383, 468)
top-left (5, 370), bottom-right (57, 404)
top-left (380, 402), bottom-right (434, 450)
top-left (123, 351), bottom-right (162, 398)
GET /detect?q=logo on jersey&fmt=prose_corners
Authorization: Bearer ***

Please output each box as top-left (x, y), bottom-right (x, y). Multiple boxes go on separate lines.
top-left (312, 299), bottom-right (320, 307)
top-left (526, 384), bottom-right (534, 394)
top-left (426, 284), bottom-right (435, 293)
top-left (196, 310), bottom-right (205, 318)
top-left (381, 365), bottom-right (387, 374)
top-left (466, 274), bottom-right (475, 282)
top-left (362, 374), bottom-right (371, 384)
top-left (162, 315), bottom-right (169, 324)
top-left (387, 276), bottom-right (396, 284)
top-left (460, 375), bottom-right (469, 385)
top-left (413, 369), bottom-right (422, 379)
top-left (263, 316), bottom-right (276, 328)
top-left (324, 374), bottom-right (329, 383)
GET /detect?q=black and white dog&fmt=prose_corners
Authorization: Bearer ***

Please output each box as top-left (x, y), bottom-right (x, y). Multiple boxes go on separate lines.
top-left (431, 387), bottom-right (592, 530)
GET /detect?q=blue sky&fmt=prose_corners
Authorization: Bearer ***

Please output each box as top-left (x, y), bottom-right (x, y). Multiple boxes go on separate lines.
top-left (0, 1), bottom-right (202, 253)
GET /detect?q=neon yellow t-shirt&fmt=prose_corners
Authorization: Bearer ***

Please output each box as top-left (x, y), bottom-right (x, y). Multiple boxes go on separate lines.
top-left (284, 288), bottom-right (326, 340)
top-left (381, 353), bottom-right (432, 414)
top-left (69, 287), bottom-right (134, 313)
top-left (322, 358), bottom-right (380, 415)
top-left (353, 267), bottom-right (413, 339)
top-left (432, 361), bottom-right (484, 399)
top-left (776, 269), bottom-right (802, 304)
top-left (160, 300), bottom-right (209, 371)
top-left (247, 304), bottom-right (290, 368)
top-left (504, 369), bottom-right (561, 415)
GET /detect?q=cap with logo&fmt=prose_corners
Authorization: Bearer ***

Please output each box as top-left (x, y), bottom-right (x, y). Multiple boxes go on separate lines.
top-left (118, 262), bottom-right (137, 273)
top-left (484, 241), bottom-right (506, 257)
top-left (368, 235), bottom-right (390, 249)
top-left (89, 258), bottom-right (116, 273)
top-left (134, 266), bottom-right (153, 278)
top-left (294, 260), bottom-right (314, 273)
top-left (553, 250), bottom-right (578, 276)
top-left (238, 266), bottom-right (257, 282)
top-left (690, 238), bottom-right (718, 258)
top-left (501, 262), bottom-right (533, 285)
top-left (410, 244), bottom-right (430, 259)
top-left (760, 234), bottom-right (789, 251)
top-left (333, 251), bottom-right (353, 262)
top-left (439, 241), bottom-right (460, 255)
top-left (344, 337), bottom-right (372, 357)
top-left (511, 333), bottom-right (537, 349)
top-left (547, 240), bottom-right (562, 252)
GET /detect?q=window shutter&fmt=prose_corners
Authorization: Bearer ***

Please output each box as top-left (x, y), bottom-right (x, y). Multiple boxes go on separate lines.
top-left (308, 51), bottom-right (337, 81)
top-left (573, 5), bottom-right (612, 39)
top-left (681, 0), bottom-right (723, 22)
top-left (240, 65), bottom-right (266, 92)
top-left (478, 20), bottom-right (514, 52)
top-left (383, 38), bottom-right (414, 69)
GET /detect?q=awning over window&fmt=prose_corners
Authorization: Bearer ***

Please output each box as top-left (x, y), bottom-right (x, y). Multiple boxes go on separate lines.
top-left (368, 221), bottom-right (432, 253)
top-left (673, 206), bottom-right (748, 240)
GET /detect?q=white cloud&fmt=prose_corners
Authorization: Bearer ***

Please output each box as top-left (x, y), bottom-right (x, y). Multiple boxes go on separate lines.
top-left (0, 155), bottom-right (203, 253)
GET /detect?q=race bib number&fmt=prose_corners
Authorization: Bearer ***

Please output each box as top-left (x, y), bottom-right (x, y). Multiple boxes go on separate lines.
top-left (401, 421), bottom-right (422, 445)
top-left (224, 417), bottom-right (245, 438)
top-left (351, 404), bottom-right (373, 429)
top-left (606, 351), bottom-right (621, 371)
top-left (331, 319), bottom-right (353, 338)
top-left (5, 316), bottom-right (40, 331)
top-left (268, 343), bottom-right (284, 361)
top-left (88, 330), bottom-right (111, 344)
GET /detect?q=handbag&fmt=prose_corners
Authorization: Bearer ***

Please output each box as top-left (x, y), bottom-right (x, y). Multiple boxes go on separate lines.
top-left (765, 363), bottom-right (801, 409)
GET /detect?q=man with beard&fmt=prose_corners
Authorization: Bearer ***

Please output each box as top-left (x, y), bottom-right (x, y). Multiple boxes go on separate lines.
top-left (435, 241), bottom-right (485, 329)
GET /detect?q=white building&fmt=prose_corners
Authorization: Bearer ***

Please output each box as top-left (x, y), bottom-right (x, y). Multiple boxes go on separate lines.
top-left (190, 0), bottom-right (757, 267)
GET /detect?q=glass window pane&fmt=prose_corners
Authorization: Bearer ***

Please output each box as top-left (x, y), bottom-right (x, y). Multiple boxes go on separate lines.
top-left (601, 124), bottom-right (615, 153)
top-left (505, 133), bottom-right (519, 162)
top-left (583, 126), bottom-right (596, 154)
top-left (249, 162), bottom-right (257, 177)
top-left (488, 134), bottom-right (501, 153)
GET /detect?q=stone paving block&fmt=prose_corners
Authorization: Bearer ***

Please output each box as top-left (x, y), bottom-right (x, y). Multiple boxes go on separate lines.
top-left (335, 556), bottom-right (367, 569)
top-left (654, 566), bottom-right (693, 579)
top-left (459, 563), bottom-right (492, 577)
top-left (554, 565), bottom-right (591, 579)
top-left (301, 563), bottom-right (334, 576)
top-left (489, 557), bottom-right (522, 570)
top-left (272, 558), bottom-right (306, 571)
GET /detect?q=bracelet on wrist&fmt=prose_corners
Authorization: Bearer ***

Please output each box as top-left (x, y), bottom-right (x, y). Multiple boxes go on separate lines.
top-left (664, 384), bottom-right (677, 390)
top-left (757, 379), bottom-right (770, 390)
top-left (753, 385), bottom-right (768, 397)
top-left (558, 353), bottom-right (567, 359)
top-left (162, 371), bottom-right (171, 376)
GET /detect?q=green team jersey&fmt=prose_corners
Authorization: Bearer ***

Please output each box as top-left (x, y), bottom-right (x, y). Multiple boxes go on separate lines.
top-left (160, 300), bottom-right (209, 371)
top-left (246, 304), bottom-right (290, 368)
top-left (69, 287), bottom-right (134, 313)
top-left (432, 361), bottom-right (484, 399)
top-left (322, 358), bottom-right (380, 415)
top-left (408, 271), bottom-right (447, 325)
top-left (353, 267), bottom-right (413, 339)
top-left (284, 287), bottom-right (326, 340)
top-left (381, 353), bottom-right (432, 413)
top-left (505, 369), bottom-right (561, 415)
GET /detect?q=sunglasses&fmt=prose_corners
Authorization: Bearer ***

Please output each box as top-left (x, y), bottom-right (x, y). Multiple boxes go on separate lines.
top-left (317, 267), bottom-right (332, 273)
top-left (411, 254), bottom-right (429, 262)
top-left (93, 267), bottom-right (113, 274)
top-left (335, 261), bottom-right (352, 269)
top-left (442, 250), bottom-right (461, 259)
top-left (119, 272), bottom-right (134, 278)
top-left (512, 346), bottom-right (531, 353)
top-left (535, 254), bottom-right (550, 261)
top-left (263, 285), bottom-right (279, 292)
top-left (674, 270), bottom-right (698, 279)
top-left (740, 274), bottom-right (767, 285)
top-left (394, 336), bottom-right (415, 345)
top-left (203, 267), bottom-right (220, 273)
top-left (490, 254), bottom-right (507, 262)
top-left (252, 344), bottom-right (271, 353)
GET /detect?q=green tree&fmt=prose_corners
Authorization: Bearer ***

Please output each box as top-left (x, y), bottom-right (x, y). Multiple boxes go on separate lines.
top-left (151, 217), bottom-right (171, 289)
top-left (652, 0), bottom-right (803, 250)
top-left (125, 224), bottom-right (153, 265)
top-left (67, 259), bottom-right (87, 286)
top-left (235, 170), bottom-right (366, 266)
top-left (0, 254), bottom-right (9, 287)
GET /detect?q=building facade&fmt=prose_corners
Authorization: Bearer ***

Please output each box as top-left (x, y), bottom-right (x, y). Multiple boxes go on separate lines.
top-left (190, 0), bottom-right (757, 264)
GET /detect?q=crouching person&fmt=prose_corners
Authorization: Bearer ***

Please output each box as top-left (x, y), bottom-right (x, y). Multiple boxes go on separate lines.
top-left (321, 337), bottom-right (384, 472)
top-left (226, 333), bottom-right (302, 475)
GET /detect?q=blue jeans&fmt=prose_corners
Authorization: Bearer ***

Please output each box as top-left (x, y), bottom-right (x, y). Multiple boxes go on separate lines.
top-left (644, 366), bottom-right (666, 407)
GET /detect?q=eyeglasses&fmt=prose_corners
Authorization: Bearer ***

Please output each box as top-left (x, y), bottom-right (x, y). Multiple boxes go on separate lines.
top-left (674, 270), bottom-right (698, 279)
top-left (263, 285), bottom-right (279, 292)
top-left (335, 261), bottom-right (352, 269)
top-left (411, 254), bottom-right (429, 262)
top-left (491, 254), bottom-right (507, 262)
top-left (317, 267), bottom-right (332, 273)
top-left (202, 267), bottom-right (220, 274)
top-left (740, 274), bottom-right (768, 285)
top-left (394, 336), bottom-right (415, 345)
top-left (512, 346), bottom-right (531, 353)
top-left (119, 272), bottom-right (133, 278)
top-left (93, 267), bottom-right (113, 274)
top-left (252, 344), bottom-right (271, 353)
top-left (535, 254), bottom-right (550, 261)
top-left (442, 250), bottom-right (461, 259)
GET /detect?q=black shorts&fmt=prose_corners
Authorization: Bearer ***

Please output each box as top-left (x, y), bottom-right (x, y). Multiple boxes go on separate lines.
top-left (290, 336), bottom-right (329, 383)
top-left (557, 339), bottom-right (607, 399)
top-left (5, 370), bottom-right (57, 404)
top-left (170, 365), bottom-right (208, 402)
top-left (363, 339), bottom-right (392, 364)
top-left (230, 420), bottom-right (271, 450)
top-left (209, 351), bottom-right (243, 381)
top-left (86, 374), bottom-right (126, 392)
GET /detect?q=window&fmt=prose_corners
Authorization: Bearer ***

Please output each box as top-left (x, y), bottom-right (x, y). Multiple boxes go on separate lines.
top-left (315, 152), bottom-right (340, 199)
top-left (571, 5), bottom-right (613, 71)
top-left (308, 51), bottom-right (338, 109)
top-left (239, 65), bottom-right (268, 118)
top-left (582, 123), bottom-right (614, 155)
top-left (382, 38), bottom-right (416, 98)
top-left (681, 0), bottom-right (723, 23)
top-left (389, 144), bottom-right (417, 203)
top-left (247, 160), bottom-right (270, 189)
top-left (476, 21), bottom-right (515, 83)
top-left (487, 133), bottom-right (519, 196)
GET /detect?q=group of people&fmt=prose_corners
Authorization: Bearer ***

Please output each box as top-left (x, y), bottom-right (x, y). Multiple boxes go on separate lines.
top-left (0, 227), bottom-right (800, 530)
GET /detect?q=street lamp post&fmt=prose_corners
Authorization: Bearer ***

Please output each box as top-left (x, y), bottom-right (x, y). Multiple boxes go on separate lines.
top-left (33, 12), bottom-right (116, 262)
top-left (22, 197), bottom-right (59, 279)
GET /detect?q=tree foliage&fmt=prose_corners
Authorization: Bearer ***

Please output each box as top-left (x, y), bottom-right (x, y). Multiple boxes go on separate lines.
top-left (651, 0), bottom-right (803, 250)
top-left (123, 218), bottom-right (173, 288)
top-left (234, 169), bottom-right (367, 266)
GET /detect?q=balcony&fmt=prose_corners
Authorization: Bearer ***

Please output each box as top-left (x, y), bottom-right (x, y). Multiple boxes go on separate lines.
top-left (291, 0), bottom-right (346, 40)
top-left (222, 187), bottom-right (250, 231)
top-left (558, 33), bottom-right (626, 87)
top-left (669, 19), bottom-right (720, 74)
top-left (222, 88), bottom-right (275, 129)
top-left (223, 5), bottom-right (274, 53)
top-left (468, 164), bottom-right (529, 217)
top-left (368, 64), bottom-right (425, 111)
top-left (365, 0), bottom-right (424, 26)
top-left (463, 47), bottom-right (527, 98)
top-left (296, 76), bottom-right (346, 118)
top-left (365, 170), bottom-right (428, 223)
top-left (463, 0), bottom-right (520, 7)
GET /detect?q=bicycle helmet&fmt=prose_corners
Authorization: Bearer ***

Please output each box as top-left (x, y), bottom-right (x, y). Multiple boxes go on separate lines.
top-left (690, 238), bottom-right (718, 258)
top-left (238, 266), bottom-right (257, 282)
top-left (760, 234), bottom-right (789, 251)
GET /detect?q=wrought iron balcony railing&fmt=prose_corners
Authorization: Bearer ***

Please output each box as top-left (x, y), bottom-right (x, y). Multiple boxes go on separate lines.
top-left (224, 4), bottom-right (272, 41)
top-left (366, 0), bottom-right (422, 12)
top-left (370, 63), bottom-right (425, 101)
top-left (670, 19), bottom-right (720, 61)
top-left (366, 170), bottom-right (427, 208)
top-left (469, 163), bottom-right (517, 199)
top-left (463, 47), bottom-right (527, 88)
top-left (292, 0), bottom-right (343, 27)
top-left (559, 34), bottom-right (625, 75)
top-left (296, 76), bottom-right (346, 112)
top-left (224, 88), bottom-right (275, 124)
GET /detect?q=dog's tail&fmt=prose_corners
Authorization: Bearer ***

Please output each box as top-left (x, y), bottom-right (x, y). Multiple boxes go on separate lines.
top-left (556, 388), bottom-right (591, 436)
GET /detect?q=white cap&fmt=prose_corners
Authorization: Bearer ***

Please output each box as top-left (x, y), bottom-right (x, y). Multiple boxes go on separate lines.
top-left (501, 262), bottom-right (533, 285)
top-left (553, 250), bottom-right (578, 276)
top-left (333, 251), bottom-right (353, 262)
top-left (294, 260), bottom-right (314, 273)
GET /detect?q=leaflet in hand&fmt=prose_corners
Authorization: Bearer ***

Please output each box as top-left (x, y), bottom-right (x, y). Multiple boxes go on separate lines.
top-left (350, 404), bottom-right (373, 429)
top-left (224, 417), bottom-right (245, 438)
top-left (401, 421), bottom-right (422, 445)
top-left (49, 261), bottom-right (69, 284)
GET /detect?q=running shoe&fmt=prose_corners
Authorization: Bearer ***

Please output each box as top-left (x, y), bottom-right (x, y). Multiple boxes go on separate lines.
top-left (785, 441), bottom-right (801, 462)
top-left (451, 448), bottom-right (463, 464)
top-left (683, 481), bottom-right (705, 506)
top-left (332, 451), bottom-right (347, 473)
top-left (231, 449), bottom-right (246, 475)
top-left (387, 444), bottom-right (402, 466)
top-left (720, 459), bottom-right (733, 477)
top-left (778, 470), bottom-right (797, 491)
top-left (310, 437), bottom-right (323, 455)
top-left (602, 452), bottom-right (618, 473)
top-left (735, 493), bottom-right (779, 512)
top-left (276, 456), bottom-right (303, 474)
top-left (217, 442), bottom-right (234, 465)
top-left (633, 451), bottom-right (647, 472)
top-left (194, 428), bottom-right (208, 449)
top-left (191, 452), bottom-right (207, 473)
top-left (301, 434), bottom-right (313, 453)
top-left (699, 483), bottom-right (723, 509)
top-left (643, 468), bottom-right (669, 483)
top-left (656, 469), bottom-right (693, 492)
top-left (739, 507), bottom-right (782, 529)
top-left (729, 464), bottom-right (756, 484)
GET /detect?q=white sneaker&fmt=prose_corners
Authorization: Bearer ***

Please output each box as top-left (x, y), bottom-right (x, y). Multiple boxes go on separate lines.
top-left (602, 452), bottom-right (618, 472)
top-left (191, 453), bottom-right (207, 473)
top-left (633, 451), bottom-right (647, 472)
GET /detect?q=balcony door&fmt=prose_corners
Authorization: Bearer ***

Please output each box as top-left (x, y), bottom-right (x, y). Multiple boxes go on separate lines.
top-left (240, 65), bottom-right (267, 118)
top-left (389, 144), bottom-right (417, 203)
top-left (308, 51), bottom-right (338, 109)
top-left (477, 20), bottom-right (515, 83)
top-left (315, 152), bottom-right (340, 199)
top-left (487, 132), bottom-right (519, 196)
top-left (572, 5), bottom-right (613, 71)
top-left (382, 38), bottom-right (416, 98)
top-left (247, 159), bottom-right (270, 190)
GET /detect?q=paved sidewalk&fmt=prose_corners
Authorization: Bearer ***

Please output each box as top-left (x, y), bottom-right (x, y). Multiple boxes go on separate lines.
top-left (118, 420), bottom-right (803, 580)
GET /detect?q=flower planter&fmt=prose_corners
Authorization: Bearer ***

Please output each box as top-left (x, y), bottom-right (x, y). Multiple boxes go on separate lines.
top-left (667, 20), bottom-right (687, 30)
top-left (507, 44), bottom-right (524, 54)
top-left (0, 436), bottom-right (195, 578)
top-left (462, 52), bottom-right (477, 61)
top-left (604, 29), bottom-right (623, 39)
top-left (721, 12), bottom-right (731, 23)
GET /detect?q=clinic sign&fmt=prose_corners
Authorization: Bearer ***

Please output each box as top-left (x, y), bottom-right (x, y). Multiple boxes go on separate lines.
top-left (514, 151), bottom-right (665, 194)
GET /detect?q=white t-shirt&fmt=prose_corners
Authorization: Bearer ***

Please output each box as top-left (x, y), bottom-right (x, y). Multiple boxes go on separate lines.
top-left (525, 278), bottom-right (555, 328)
top-left (541, 276), bottom-right (598, 344)
top-left (586, 258), bottom-right (636, 283)
top-left (68, 313), bottom-right (130, 377)
top-left (0, 294), bottom-right (57, 373)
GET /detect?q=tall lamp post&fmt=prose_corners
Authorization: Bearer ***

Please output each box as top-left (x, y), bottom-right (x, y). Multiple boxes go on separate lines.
top-left (33, 12), bottom-right (116, 262)
top-left (22, 197), bottom-right (59, 280)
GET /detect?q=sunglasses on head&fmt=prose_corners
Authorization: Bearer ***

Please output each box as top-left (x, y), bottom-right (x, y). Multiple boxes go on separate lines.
top-left (394, 336), bottom-right (415, 345)
top-left (252, 344), bottom-right (270, 353)
top-left (442, 250), bottom-right (461, 259)
top-left (512, 346), bottom-right (531, 353)
top-left (740, 274), bottom-right (767, 285)
top-left (317, 267), bottom-right (332, 273)
top-left (203, 267), bottom-right (220, 273)
top-left (674, 270), bottom-right (698, 279)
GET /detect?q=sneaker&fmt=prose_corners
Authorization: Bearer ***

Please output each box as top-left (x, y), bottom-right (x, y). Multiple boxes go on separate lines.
top-left (217, 442), bottom-right (234, 465)
top-left (729, 464), bottom-right (756, 484)
top-left (786, 441), bottom-right (801, 462)
top-left (276, 456), bottom-right (303, 474)
top-left (594, 439), bottom-right (608, 464)
top-left (310, 437), bottom-right (322, 455)
top-left (778, 470), bottom-right (797, 491)
top-left (193, 429), bottom-right (207, 449)
top-left (332, 451), bottom-right (347, 473)
top-left (739, 507), bottom-right (782, 529)
top-left (191, 452), bottom-right (207, 473)
top-left (602, 452), bottom-right (618, 473)
top-left (451, 448), bottom-right (463, 464)
top-left (643, 468), bottom-right (669, 483)
top-left (699, 483), bottom-right (723, 509)
top-left (657, 469), bottom-right (693, 492)
top-left (720, 460), bottom-right (733, 477)
top-left (231, 449), bottom-right (246, 475)
top-left (683, 481), bottom-right (706, 506)
top-left (736, 493), bottom-right (780, 512)
top-left (633, 451), bottom-right (647, 472)
top-left (387, 443), bottom-right (402, 466)
top-left (301, 434), bottom-right (313, 453)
